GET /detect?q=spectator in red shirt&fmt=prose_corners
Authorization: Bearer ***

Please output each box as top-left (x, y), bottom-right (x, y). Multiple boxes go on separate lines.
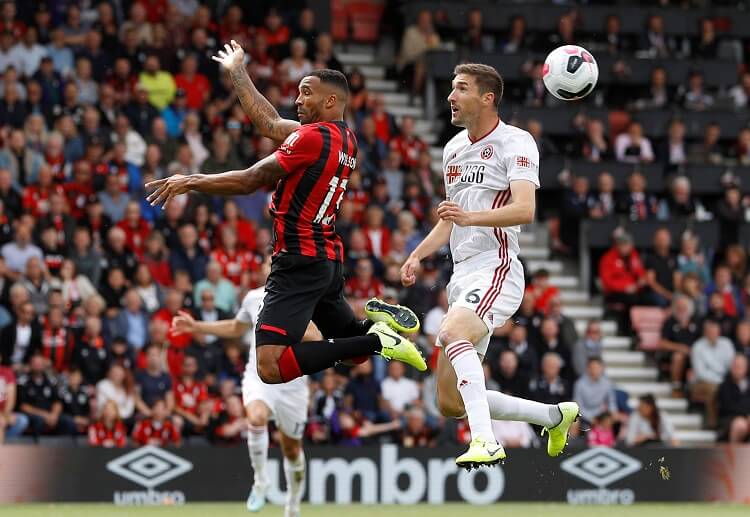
top-left (132, 398), bottom-right (181, 446)
top-left (248, 33), bottom-right (276, 84)
top-left (0, 360), bottom-right (29, 443)
top-left (116, 201), bottom-right (151, 259)
top-left (174, 54), bottom-right (210, 110)
top-left (143, 232), bottom-right (172, 287)
top-left (599, 232), bottom-right (647, 332)
top-left (367, 93), bottom-right (398, 143)
top-left (137, 0), bottom-right (168, 24)
top-left (22, 164), bottom-right (64, 219)
top-left (217, 199), bottom-right (255, 252)
top-left (400, 406), bottom-right (435, 447)
top-left (343, 170), bottom-right (370, 222)
top-left (193, 203), bottom-right (215, 256)
top-left (346, 258), bottom-right (384, 313)
top-left (257, 9), bottom-right (290, 57)
top-left (107, 58), bottom-right (137, 106)
top-left (211, 226), bottom-right (257, 286)
top-left (152, 289), bottom-right (192, 350)
top-left (0, 2), bottom-right (25, 39)
top-left (172, 355), bottom-right (210, 436)
top-left (210, 394), bottom-right (245, 445)
top-left (390, 116), bottom-right (428, 170)
top-left (526, 269), bottom-right (560, 314)
top-left (63, 161), bottom-right (94, 221)
top-left (362, 205), bottom-right (391, 259)
top-left (705, 264), bottom-right (744, 320)
top-left (88, 399), bottom-right (128, 448)
top-left (44, 133), bottom-right (70, 182)
top-left (219, 5), bottom-right (252, 44)
top-left (39, 306), bottom-right (73, 373)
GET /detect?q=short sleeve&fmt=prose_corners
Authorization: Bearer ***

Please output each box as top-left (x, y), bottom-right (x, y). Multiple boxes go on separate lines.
top-left (504, 132), bottom-right (540, 189)
top-left (274, 125), bottom-right (322, 174)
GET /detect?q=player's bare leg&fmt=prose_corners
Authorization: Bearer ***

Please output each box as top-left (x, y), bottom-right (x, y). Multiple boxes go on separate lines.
top-left (245, 400), bottom-right (272, 512)
top-left (436, 308), bottom-right (578, 463)
top-left (279, 432), bottom-right (305, 517)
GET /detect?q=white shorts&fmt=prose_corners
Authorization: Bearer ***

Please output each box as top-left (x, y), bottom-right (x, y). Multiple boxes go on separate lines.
top-left (446, 249), bottom-right (525, 356)
top-left (241, 366), bottom-right (309, 440)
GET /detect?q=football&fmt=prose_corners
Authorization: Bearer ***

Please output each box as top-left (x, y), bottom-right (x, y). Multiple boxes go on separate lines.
top-left (542, 45), bottom-right (599, 101)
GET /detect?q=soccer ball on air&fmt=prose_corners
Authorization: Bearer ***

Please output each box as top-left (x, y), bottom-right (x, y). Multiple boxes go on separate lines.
top-left (542, 45), bottom-right (598, 101)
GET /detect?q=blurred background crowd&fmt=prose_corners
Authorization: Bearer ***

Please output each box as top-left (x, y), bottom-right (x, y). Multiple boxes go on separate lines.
top-left (0, 0), bottom-right (749, 450)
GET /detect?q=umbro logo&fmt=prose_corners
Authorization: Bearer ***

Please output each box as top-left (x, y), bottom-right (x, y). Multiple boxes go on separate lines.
top-left (561, 448), bottom-right (642, 488)
top-left (107, 446), bottom-right (193, 488)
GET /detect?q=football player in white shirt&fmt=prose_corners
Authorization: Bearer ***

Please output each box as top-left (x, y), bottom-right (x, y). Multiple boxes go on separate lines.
top-left (172, 259), bottom-right (316, 517)
top-left (401, 63), bottom-right (579, 469)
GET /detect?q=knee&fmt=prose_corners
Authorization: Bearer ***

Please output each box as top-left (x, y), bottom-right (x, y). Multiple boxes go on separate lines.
top-left (283, 441), bottom-right (302, 461)
top-left (246, 408), bottom-right (268, 428)
top-left (256, 351), bottom-right (281, 384)
top-left (438, 329), bottom-right (462, 348)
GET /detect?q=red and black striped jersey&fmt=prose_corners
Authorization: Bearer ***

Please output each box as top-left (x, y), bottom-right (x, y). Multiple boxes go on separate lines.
top-left (40, 325), bottom-right (73, 373)
top-left (272, 121), bottom-right (358, 262)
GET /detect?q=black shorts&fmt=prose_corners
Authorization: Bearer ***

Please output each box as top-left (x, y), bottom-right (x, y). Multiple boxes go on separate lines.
top-left (255, 253), bottom-right (360, 346)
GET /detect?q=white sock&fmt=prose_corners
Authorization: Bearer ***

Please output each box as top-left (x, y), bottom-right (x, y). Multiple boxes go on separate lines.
top-left (284, 451), bottom-right (305, 509)
top-left (445, 340), bottom-right (495, 443)
top-left (486, 390), bottom-right (562, 428)
top-left (247, 425), bottom-right (269, 489)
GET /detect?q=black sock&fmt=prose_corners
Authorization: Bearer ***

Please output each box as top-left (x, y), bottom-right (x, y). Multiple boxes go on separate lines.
top-left (290, 335), bottom-right (380, 374)
top-left (333, 318), bottom-right (373, 338)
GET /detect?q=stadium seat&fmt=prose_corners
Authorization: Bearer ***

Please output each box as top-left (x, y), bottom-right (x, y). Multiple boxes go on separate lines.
top-left (349, 1), bottom-right (385, 43)
top-left (608, 110), bottom-right (631, 142)
top-left (630, 306), bottom-right (668, 351)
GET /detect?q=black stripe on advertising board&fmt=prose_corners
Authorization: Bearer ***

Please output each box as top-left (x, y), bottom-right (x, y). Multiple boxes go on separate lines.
top-left (0, 445), bottom-right (725, 504)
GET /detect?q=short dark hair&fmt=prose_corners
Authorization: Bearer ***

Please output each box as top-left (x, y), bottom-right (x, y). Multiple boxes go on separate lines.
top-left (307, 69), bottom-right (349, 98)
top-left (454, 63), bottom-right (504, 107)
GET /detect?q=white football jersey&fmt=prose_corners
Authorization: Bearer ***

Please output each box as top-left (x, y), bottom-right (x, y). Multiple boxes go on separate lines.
top-left (236, 287), bottom-right (307, 388)
top-left (443, 120), bottom-right (540, 263)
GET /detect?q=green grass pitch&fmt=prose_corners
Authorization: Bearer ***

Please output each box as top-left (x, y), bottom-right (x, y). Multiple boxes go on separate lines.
top-left (1, 503), bottom-right (748, 517)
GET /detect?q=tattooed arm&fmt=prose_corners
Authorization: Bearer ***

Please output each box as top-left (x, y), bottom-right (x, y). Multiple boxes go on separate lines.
top-left (146, 154), bottom-right (287, 207)
top-left (215, 40), bottom-right (300, 142)
top-left (230, 66), bottom-right (300, 142)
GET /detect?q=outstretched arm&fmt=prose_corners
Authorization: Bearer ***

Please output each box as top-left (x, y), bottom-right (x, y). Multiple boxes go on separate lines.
top-left (146, 154), bottom-right (287, 208)
top-left (437, 179), bottom-right (536, 228)
top-left (214, 40), bottom-right (300, 143)
top-left (172, 310), bottom-right (251, 339)
top-left (401, 218), bottom-right (452, 287)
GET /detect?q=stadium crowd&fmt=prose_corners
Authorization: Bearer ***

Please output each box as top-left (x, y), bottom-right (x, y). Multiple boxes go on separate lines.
top-left (0, 0), bottom-right (749, 451)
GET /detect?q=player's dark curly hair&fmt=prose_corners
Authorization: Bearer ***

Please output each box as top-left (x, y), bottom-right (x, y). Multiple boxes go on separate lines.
top-left (454, 63), bottom-right (504, 107)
